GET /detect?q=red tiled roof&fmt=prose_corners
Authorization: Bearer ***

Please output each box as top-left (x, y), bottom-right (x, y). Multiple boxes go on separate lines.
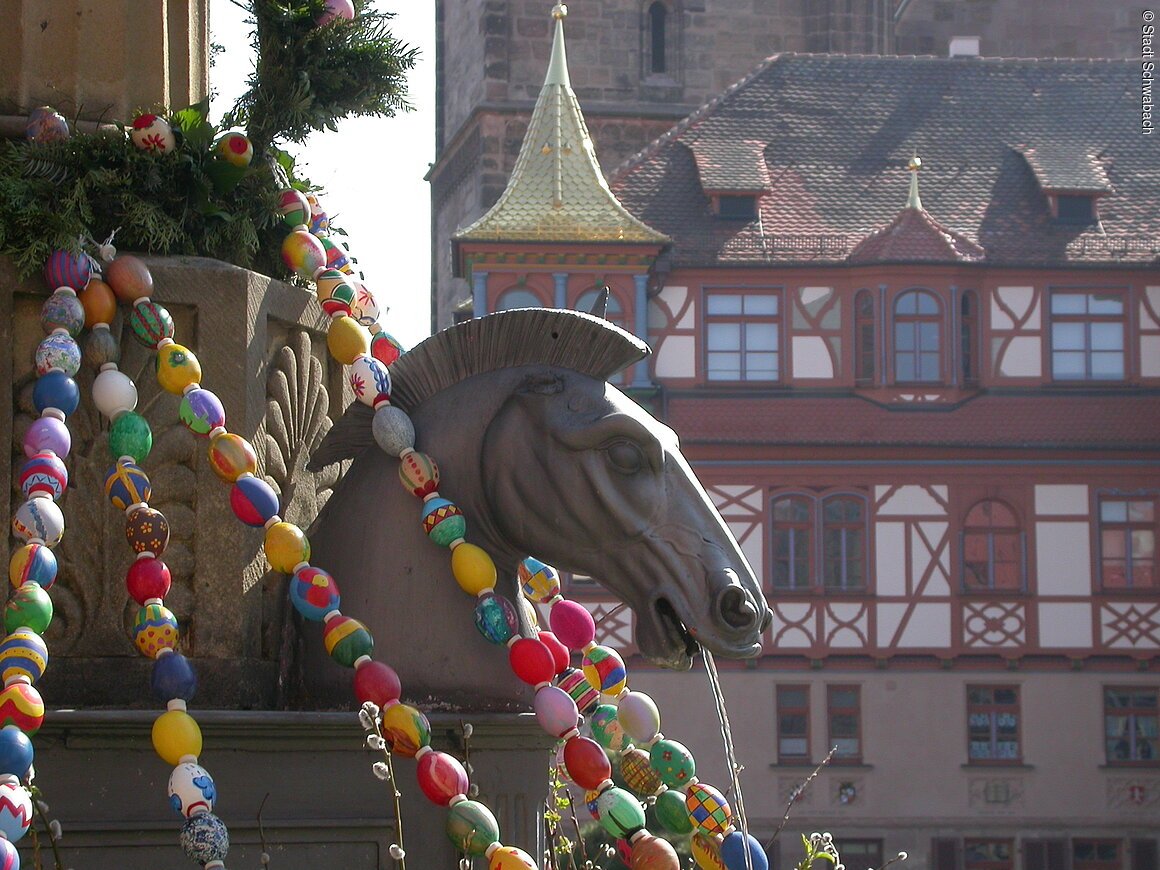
top-left (609, 54), bottom-right (1160, 267)
top-left (847, 205), bottom-right (986, 263)
top-left (667, 393), bottom-right (1160, 450)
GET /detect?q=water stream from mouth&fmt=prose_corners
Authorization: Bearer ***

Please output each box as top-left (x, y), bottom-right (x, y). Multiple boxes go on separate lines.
top-left (703, 648), bottom-right (756, 870)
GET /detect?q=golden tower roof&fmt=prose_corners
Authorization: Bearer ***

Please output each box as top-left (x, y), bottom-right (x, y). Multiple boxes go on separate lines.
top-left (455, 4), bottom-right (668, 244)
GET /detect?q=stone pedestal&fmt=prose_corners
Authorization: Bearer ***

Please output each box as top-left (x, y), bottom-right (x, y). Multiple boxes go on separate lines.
top-left (3, 0), bottom-right (208, 121)
top-left (28, 710), bottom-right (552, 869)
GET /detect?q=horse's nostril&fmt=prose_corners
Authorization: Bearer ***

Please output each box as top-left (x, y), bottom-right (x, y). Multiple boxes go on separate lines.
top-left (716, 585), bottom-right (758, 630)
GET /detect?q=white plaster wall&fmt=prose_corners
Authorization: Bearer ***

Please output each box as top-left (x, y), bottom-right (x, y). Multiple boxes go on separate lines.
top-left (996, 335), bottom-right (1042, 377)
top-left (1038, 601), bottom-right (1093, 647)
top-left (876, 485), bottom-right (947, 516)
top-left (1035, 485), bottom-right (1090, 516)
top-left (875, 522), bottom-right (907, 596)
top-left (792, 335), bottom-right (835, 378)
top-left (1036, 522), bottom-right (1093, 596)
top-left (992, 286), bottom-right (1039, 328)
top-left (653, 334), bottom-right (696, 377)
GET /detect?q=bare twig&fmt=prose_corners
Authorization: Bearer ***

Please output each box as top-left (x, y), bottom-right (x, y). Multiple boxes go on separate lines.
top-left (763, 746), bottom-right (838, 851)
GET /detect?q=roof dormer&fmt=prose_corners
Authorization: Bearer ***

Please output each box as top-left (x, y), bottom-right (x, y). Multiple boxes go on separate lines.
top-left (689, 138), bottom-right (769, 220)
top-left (1014, 143), bottom-right (1112, 225)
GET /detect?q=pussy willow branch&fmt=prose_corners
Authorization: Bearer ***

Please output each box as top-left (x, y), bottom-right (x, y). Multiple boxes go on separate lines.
top-left (764, 746), bottom-right (837, 851)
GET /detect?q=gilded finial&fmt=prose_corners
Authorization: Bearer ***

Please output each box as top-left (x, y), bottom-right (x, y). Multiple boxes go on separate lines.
top-left (552, 3), bottom-right (567, 19)
top-left (906, 152), bottom-right (923, 209)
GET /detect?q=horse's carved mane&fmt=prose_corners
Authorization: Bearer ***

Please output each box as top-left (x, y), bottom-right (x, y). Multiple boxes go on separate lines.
top-left (388, 307), bottom-right (650, 412)
top-left (307, 308), bottom-right (651, 470)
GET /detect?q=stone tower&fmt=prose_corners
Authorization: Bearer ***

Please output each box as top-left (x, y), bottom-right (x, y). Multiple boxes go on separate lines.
top-left (428, 0), bottom-right (1144, 331)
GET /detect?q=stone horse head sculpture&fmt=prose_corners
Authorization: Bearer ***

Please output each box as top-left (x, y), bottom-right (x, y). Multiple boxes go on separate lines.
top-left (297, 309), bottom-right (769, 709)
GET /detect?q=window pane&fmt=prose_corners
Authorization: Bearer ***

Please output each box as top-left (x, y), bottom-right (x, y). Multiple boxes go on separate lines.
top-left (744, 353), bottom-right (778, 379)
top-left (1090, 351), bottom-right (1125, 379)
top-left (1051, 293), bottom-right (1087, 314)
top-left (1132, 530), bottom-right (1155, 560)
top-left (830, 688), bottom-right (858, 707)
top-left (744, 295), bottom-right (778, 316)
top-left (745, 323), bottom-right (778, 350)
top-left (832, 737), bottom-right (860, 757)
top-left (1052, 351), bottom-right (1086, 379)
top-left (1090, 322), bottom-right (1124, 351)
top-left (918, 352), bottom-right (940, 380)
top-left (1101, 500), bottom-right (1129, 522)
top-left (993, 689), bottom-right (1018, 705)
top-left (779, 713), bottom-right (807, 735)
top-left (773, 497), bottom-right (810, 522)
top-left (496, 289), bottom-right (543, 310)
top-left (1102, 530), bottom-right (1127, 558)
top-left (1052, 322), bottom-right (1086, 349)
top-left (896, 355), bottom-right (915, 381)
top-left (968, 687), bottom-right (994, 705)
top-left (895, 323), bottom-right (915, 350)
top-left (919, 321), bottom-right (940, 350)
top-left (1089, 294), bottom-right (1124, 314)
top-left (707, 323), bottom-right (741, 351)
top-left (707, 358), bottom-right (740, 380)
top-left (779, 737), bottom-right (808, 757)
top-left (831, 713), bottom-right (859, 736)
top-left (779, 687), bottom-right (808, 707)
top-left (915, 292), bottom-right (939, 315)
top-left (707, 294), bottom-right (742, 315)
top-left (1129, 501), bottom-right (1155, 522)
top-left (895, 292), bottom-right (918, 315)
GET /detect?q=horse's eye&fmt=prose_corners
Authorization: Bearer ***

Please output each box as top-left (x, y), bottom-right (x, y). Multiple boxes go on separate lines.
top-left (605, 440), bottom-right (644, 473)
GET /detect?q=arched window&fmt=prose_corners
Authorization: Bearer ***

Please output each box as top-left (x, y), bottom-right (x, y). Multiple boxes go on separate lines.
top-left (963, 500), bottom-right (1024, 591)
top-left (893, 289), bottom-right (941, 383)
top-left (772, 495), bottom-right (812, 590)
top-left (648, 2), bottom-right (667, 74)
top-left (822, 495), bottom-right (866, 590)
top-left (495, 288), bottom-right (544, 311)
top-left (961, 290), bottom-right (979, 386)
top-left (854, 289), bottom-right (875, 385)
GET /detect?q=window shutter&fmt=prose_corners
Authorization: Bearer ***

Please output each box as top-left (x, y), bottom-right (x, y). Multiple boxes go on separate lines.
top-left (1132, 839), bottom-right (1159, 870)
top-left (932, 838), bottom-right (961, 870)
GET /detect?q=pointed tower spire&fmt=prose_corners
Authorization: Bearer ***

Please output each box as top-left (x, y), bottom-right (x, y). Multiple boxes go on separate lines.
top-left (454, 3), bottom-right (667, 243)
top-left (906, 154), bottom-right (923, 210)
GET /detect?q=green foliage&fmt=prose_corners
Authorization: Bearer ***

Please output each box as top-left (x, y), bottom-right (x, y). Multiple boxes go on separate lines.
top-left (0, 100), bottom-right (287, 279)
top-left (232, 0), bottom-right (418, 155)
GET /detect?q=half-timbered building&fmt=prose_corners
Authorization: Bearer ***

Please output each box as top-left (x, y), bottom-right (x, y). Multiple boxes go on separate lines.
top-left (453, 9), bottom-right (1160, 870)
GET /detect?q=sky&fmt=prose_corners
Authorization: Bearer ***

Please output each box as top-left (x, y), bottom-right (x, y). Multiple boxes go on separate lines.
top-left (208, 0), bottom-right (435, 350)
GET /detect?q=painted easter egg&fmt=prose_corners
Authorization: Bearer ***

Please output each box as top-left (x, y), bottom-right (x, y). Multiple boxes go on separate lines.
top-left (0, 776), bottom-right (33, 841)
top-left (8, 544), bottom-right (56, 590)
top-left (445, 799), bottom-right (499, 857)
top-left (277, 189), bottom-right (311, 228)
top-left (518, 557), bottom-right (561, 603)
top-left (179, 811), bottom-right (229, 863)
top-left (415, 749), bottom-right (469, 806)
top-left (488, 845), bottom-right (539, 870)
top-left (108, 411), bottom-right (152, 463)
top-left (207, 432), bottom-right (257, 482)
top-left (4, 583), bottom-right (53, 635)
top-left (179, 388), bottom-right (226, 436)
top-left (104, 254), bottom-right (154, 302)
top-left (26, 106), bottom-right (69, 143)
top-left (370, 329), bottom-right (405, 367)
top-left (264, 521), bottom-right (310, 574)
top-left (32, 370), bottom-right (79, 417)
top-left (322, 614), bottom-right (372, 667)
top-left (169, 761), bottom-right (217, 818)
top-left (620, 746), bottom-right (663, 796)
top-left (691, 832), bottom-right (728, 870)
top-left (43, 249), bottom-right (92, 292)
top-left (650, 738), bottom-right (696, 788)
top-left (229, 475), bottom-right (280, 527)
top-left (34, 333), bottom-right (81, 378)
top-left (474, 591), bottom-right (518, 645)
top-left (556, 666), bottom-right (600, 715)
top-left (654, 788), bottom-right (693, 834)
top-left (720, 831), bottom-right (769, 870)
top-left (590, 704), bottom-right (629, 752)
top-left (19, 451), bottom-right (68, 501)
top-left (582, 645), bottom-right (627, 696)
top-left (132, 603), bottom-right (179, 657)
top-left (422, 497), bottom-right (466, 548)
top-left (316, 0), bottom-right (355, 26)
top-left (381, 702), bottom-right (430, 758)
top-left (125, 506), bottom-right (169, 556)
top-left (12, 499), bottom-right (64, 547)
top-left (349, 354), bottom-right (391, 408)
top-left (128, 300), bottom-right (175, 347)
top-left (289, 566), bottom-right (340, 622)
top-left (155, 343), bottom-right (202, 395)
top-left (281, 228), bottom-right (325, 279)
top-left (126, 556), bottom-right (171, 605)
top-left (130, 113), bottom-right (177, 152)
top-left (0, 629), bottom-right (48, 685)
top-left (39, 288), bottom-right (86, 335)
top-left (104, 461), bottom-right (152, 511)
top-left (214, 131), bottom-right (253, 167)
top-left (0, 682), bottom-right (44, 735)
top-left (594, 786), bottom-right (646, 839)
top-left (152, 709), bottom-right (202, 765)
top-left (686, 782), bottom-right (732, 836)
top-left (0, 726), bottom-right (33, 781)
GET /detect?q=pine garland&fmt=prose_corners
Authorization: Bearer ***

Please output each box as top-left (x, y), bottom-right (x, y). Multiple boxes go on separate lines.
top-left (0, 0), bottom-right (417, 280)
top-left (232, 0), bottom-right (418, 156)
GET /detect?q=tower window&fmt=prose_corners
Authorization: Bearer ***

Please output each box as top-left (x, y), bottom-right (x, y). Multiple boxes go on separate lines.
top-left (649, 3), bottom-right (667, 74)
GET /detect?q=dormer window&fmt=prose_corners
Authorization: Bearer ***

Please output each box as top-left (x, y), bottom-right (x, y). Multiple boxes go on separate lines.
top-left (1054, 194), bottom-right (1096, 225)
top-left (717, 194), bottom-right (757, 220)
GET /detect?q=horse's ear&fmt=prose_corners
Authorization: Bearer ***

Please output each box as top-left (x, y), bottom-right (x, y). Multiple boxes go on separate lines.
top-left (307, 401), bottom-right (376, 470)
top-left (586, 287), bottom-right (610, 319)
